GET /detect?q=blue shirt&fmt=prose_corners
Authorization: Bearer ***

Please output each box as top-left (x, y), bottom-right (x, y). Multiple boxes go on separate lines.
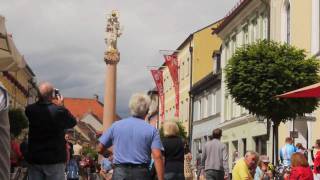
top-left (101, 158), bottom-right (112, 171)
top-left (280, 144), bottom-right (297, 166)
top-left (99, 117), bottom-right (163, 164)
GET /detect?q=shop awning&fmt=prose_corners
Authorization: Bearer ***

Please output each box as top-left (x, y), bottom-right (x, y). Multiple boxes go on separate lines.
top-left (0, 16), bottom-right (25, 72)
top-left (276, 83), bottom-right (320, 98)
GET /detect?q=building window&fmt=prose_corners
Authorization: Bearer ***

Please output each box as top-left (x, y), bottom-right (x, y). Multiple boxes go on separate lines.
top-left (242, 138), bottom-right (247, 155)
top-left (255, 135), bottom-right (268, 155)
top-left (285, 2), bottom-right (291, 44)
top-left (186, 58), bottom-right (190, 76)
top-left (252, 19), bottom-right (257, 42)
top-left (200, 96), bottom-right (208, 119)
top-left (212, 92), bottom-right (217, 115)
top-left (231, 36), bottom-right (236, 54)
top-left (193, 100), bottom-right (200, 121)
top-left (216, 88), bottom-right (221, 113)
top-left (243, 25), bottom-right (249, 45)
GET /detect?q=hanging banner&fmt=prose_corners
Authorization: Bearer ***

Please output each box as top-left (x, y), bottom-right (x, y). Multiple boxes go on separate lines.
top-left (150, 69), bottom-right (165, 121)
top-left (164, 54), bottom-right (179, 117)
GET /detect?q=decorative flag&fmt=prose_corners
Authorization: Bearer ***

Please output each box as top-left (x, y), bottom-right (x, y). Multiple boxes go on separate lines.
top-left (150, 69), bottom-right (165, 121)
top-left (164, 54), bottom-right (179, 117)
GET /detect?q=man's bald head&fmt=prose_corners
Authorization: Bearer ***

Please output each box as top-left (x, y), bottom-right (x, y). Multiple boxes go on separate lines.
top-left (38, 82), bottom-right (54, 101)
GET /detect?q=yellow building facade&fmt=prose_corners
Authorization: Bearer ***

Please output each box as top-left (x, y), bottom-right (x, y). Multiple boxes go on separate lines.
top-left (0, 16), bottom-right (37, 109)
top-left (192, 21), bottom-right (222, 85)
top-left (162, 21), bottom-right (222, 136)
top-left (163, 36), bottom-right (192, 135)
top-left (0, 66), bottom-right (36, 109)
top-left (270, 0), bottom-right (320, 160)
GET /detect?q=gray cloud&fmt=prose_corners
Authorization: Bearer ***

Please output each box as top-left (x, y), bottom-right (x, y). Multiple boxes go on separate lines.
top-left (1, 0), bottom-right (237, 117)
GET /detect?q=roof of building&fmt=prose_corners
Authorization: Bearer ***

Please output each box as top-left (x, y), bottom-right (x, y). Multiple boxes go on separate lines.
top-left (64, 97), bottom-right (121, 123)
top-left (214, 0), bottom-right (251, 34)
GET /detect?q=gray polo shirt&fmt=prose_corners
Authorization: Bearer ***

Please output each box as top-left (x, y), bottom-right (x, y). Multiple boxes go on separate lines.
top-left (201, 139), bottom-right (229, 173)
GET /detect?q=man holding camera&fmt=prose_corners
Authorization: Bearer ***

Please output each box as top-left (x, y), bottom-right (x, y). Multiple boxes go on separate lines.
top-left (25, 82), bottom-right (77, 180)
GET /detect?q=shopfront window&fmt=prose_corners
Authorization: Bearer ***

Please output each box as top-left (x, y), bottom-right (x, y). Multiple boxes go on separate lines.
top-left (255, 135), bottom-right (268, 155)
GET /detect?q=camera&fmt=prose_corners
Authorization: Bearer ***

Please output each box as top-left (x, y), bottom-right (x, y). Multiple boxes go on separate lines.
top-left (54, 88), bottom-right (60, 98)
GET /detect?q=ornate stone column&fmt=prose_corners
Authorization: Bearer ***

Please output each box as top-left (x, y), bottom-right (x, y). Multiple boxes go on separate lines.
top-left (103, 11), bottom-right (122, 131)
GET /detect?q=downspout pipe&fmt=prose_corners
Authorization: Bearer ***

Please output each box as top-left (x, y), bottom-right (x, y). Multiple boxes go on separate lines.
top-left (188, 40), bottom-right (194, 151)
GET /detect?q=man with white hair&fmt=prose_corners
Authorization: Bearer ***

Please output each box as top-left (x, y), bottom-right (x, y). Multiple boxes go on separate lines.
top-left (97, 93), bottom-right (164, 180)
top-left (232, 151), bottom-right (259, 180)
top-left (25, 82), bottom-right (77, 179)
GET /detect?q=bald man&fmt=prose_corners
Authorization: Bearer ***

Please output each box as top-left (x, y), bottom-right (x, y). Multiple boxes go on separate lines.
top-left (25, 82), bottom-right (77, 180)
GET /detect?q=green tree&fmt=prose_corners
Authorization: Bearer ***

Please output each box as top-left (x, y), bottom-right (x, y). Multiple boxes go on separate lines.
top-left (82, 146), bottom-right (98, 160)
top-left (225, 40), bottom-right (319, 163)
top-left (9, 108), bottom-right (28, 137)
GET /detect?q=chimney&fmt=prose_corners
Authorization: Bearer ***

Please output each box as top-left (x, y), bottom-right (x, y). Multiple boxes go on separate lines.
top-left (93, 94), bottom-right (99, 101)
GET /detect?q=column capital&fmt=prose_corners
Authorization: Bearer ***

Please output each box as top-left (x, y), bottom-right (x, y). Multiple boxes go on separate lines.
top-left (104, 50), bottom-right (120, 65)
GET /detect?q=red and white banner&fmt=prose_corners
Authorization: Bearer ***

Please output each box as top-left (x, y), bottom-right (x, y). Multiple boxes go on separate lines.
top-left (164, 54), bottom-right (179, 117)
top-left (150, 69), bottom-right (165, 121)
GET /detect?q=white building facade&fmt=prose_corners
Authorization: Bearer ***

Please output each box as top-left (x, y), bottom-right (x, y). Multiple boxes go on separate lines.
top-left (216, 0), bottom-right (271, 169)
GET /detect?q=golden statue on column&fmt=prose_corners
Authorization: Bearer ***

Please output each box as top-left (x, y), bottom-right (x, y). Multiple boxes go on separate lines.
top-left (104, 10), bottom-right (122, 64)
top-left (103, 10), bottom-right (122, 130)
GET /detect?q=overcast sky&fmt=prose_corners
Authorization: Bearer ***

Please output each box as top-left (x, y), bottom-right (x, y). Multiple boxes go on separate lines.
top-left (1, 0), bottom-right (237, 117)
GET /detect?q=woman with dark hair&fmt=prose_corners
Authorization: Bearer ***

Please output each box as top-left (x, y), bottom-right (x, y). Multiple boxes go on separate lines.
top-left (285, 153), bottom-right (313, 180)
top-left (296, 143), bottom-right (308, 159)
top-left (162, 121), bottom-right (185, 180)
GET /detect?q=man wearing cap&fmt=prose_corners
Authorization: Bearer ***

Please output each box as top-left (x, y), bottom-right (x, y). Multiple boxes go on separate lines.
top-left (254, 155), bottom-right (273, 180)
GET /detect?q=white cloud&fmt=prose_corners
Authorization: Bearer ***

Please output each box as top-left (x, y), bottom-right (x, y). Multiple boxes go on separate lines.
top-left (1, 0), bottom-right (237, 117)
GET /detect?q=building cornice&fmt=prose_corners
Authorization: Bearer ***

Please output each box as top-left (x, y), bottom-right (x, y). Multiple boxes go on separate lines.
top-left (214, 0), bottom-right (252, 34)
top-left (215, 0), bottom-right (266, 39)
top-left (189, 72), bottom-right (221, 95)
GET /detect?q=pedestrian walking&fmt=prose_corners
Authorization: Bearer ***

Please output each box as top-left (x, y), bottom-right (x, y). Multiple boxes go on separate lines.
top-left (10, 134), bottom-right (23, 172)
top-left (195, 149), bottom-right (202, 180)
top-left (162, 121), bottom-right (185, 180)
top-left (0, 83), bottom-right (10, 180)
top-left (97, 93), bottom-right (164, 180)
top-left (65, 133), bottom-right (74, 163)
top-left (201, 128), bottom-right (229, 180)
top-left (284, 152), bottom-right (313, 180)
top-left (25, 82), bottom-right (77, 180)
top-left (73, 140), bottom-right (83, 163)
top-left (312, 139), bottom-right (320, 179)
top-left (254, 155), bottom-right (273, 180)
top-left (232, 151), bottom-right (259, 180)
top-left (280, 137), bottom-right (297, 167)
top-left (184, 144), bottom-right (193, 180)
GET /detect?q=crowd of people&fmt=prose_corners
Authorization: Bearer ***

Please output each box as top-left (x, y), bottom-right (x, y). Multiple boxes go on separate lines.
top-left (4, 81), bottom-right (320, 180)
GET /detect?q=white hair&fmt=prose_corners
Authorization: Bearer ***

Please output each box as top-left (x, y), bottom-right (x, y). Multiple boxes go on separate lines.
top-left (129, 93), bottom-right (151, 118)
top-left (245, 151), bottom-right (259, 159)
